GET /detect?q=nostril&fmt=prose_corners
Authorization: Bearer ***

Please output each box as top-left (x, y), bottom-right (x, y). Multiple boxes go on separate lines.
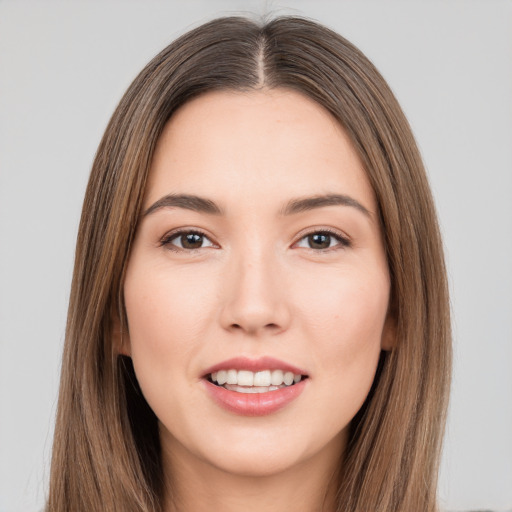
top-left (230, 322), bottom-right (281, 333)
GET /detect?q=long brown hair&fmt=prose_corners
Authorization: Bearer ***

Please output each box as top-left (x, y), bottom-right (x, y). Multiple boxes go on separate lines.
top-left (47, 16), bottom-right (451, 512)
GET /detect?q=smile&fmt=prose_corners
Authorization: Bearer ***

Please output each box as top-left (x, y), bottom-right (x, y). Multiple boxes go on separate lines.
top-left (203, 357), bottom-right (309, 416)
top-left (209, 369), bottom-right (304, 393)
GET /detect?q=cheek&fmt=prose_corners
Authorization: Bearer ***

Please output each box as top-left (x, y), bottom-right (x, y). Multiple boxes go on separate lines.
top-left (122, 260), bottom-right (222, 428)
top-left (298, 263), bottom-right (389, 340)
top-left (123, 260), bottom-right (218, 376)
top-left (304, 274), bottom-right (388, 432)
top-left (295, 263), bottom-right (389, 389)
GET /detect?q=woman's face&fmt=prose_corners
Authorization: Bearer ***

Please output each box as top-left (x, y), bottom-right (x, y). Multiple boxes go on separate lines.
top-left (123, 89), bottom-right (394, 478)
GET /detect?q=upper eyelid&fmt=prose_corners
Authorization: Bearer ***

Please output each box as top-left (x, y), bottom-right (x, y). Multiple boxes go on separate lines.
top-left (293, 227), bottom-right (351, 243)
top-left (161, 227), bottom-right (212, 239)
top-left (159, 226), bottom-right (350, 248)
top-left (160, 228), bottom-right (217, 247)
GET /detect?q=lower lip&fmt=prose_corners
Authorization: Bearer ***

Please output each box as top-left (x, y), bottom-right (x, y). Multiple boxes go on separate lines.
top-left (204, 379), bottom-right (307, 416)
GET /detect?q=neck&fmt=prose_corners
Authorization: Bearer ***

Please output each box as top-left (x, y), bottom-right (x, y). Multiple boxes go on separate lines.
top-left (161, 435), bottom-right (344, 512)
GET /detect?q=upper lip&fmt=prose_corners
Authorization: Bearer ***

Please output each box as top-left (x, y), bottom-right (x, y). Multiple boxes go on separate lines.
top-left (202, 356), bottom-right (307, 377)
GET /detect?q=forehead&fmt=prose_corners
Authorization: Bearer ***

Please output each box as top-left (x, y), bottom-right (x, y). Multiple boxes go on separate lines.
top-left (146, 89), bottom-right (376, 213)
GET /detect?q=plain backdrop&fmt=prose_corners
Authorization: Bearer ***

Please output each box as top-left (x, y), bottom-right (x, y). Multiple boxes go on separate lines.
top-left (0, 1), bottom-right (511, 511)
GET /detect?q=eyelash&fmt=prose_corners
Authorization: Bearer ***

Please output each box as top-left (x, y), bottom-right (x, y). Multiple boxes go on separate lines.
top-left (159, 228), bottom-right (351, 253)
top-left (293, 228), bottom-right (351, 251)
top-left (159, 229), bottom-right (215, 253)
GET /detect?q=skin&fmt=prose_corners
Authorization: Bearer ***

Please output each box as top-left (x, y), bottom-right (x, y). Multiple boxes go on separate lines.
top-left (121, 89), bottom-right (395, 512)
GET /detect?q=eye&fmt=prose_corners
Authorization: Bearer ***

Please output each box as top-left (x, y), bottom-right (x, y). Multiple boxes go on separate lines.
top-left (294, 230), bottom-right (350, 251)
top-left (161, 230), bottom-right (215, 251)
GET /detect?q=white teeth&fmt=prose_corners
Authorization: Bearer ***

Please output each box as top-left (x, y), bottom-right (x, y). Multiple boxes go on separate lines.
top-left (216, 370), bottom-right (227, 385)
top-left (224, 385), bottom-right (281, 393)
top-left (226, 369), bottom-right (238, 384)
top-left (210, 369), bottom-right (303, 389)
top-left (271, 369), bottom-right (284, 386)
top-left (237, 370), bottom-right (254, 386)
top-left (283, 371), bottom-right (294, 385)
top-left (253, 370), bottom-right (271, 386)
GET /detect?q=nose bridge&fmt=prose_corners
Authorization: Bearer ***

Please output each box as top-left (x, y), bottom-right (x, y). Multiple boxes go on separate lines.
top-left (220, 240), bottom-right (290, 335)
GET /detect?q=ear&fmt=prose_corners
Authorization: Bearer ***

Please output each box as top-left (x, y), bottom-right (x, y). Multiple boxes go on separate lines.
top-left (380, 312), bottom-right (397, 351)
top-left (112, 311), bottom-right (131, 357)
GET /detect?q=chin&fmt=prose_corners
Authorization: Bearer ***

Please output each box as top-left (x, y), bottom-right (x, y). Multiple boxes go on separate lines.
top-left (207, 445), bottom-right (308, 478)
top-left (172, 420), bottom-right (347, 479)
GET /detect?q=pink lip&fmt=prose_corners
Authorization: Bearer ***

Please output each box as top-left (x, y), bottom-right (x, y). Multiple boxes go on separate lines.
top-left (202, 356), bottom-right (307, 377)
top-left (202, 356), bottom-right (308, 416)
top-left (203, 378), bottom-right (307, 416)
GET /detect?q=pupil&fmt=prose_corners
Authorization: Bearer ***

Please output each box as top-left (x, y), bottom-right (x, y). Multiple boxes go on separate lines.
top-left (182, 233), bottom-right (203, 249)
top-left (309, 233), bottom-right (330, 249)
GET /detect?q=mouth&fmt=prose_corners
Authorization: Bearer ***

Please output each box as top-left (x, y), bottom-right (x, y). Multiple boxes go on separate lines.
top-left (208, 369), bottom-right (308, 394)
top-left (202, 357), bottom-right (309, 416)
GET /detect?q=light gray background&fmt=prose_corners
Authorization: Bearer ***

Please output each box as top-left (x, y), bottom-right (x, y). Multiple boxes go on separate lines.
top-left (0, 1), bottom-right (511, 511)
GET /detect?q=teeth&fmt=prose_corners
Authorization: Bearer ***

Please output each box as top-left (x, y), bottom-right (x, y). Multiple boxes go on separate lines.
top-left (216, 370), bottom-right (227, 385)
top-left (226, 369), bottom-right (237, 384)
top-left (237, 370), bottom-right (254, 386)
top-left (209, 369), bottom-right (303, 388)
top-left (271, 369), bottom-right (283, 385)
top-left (224, 385), bottom-right (281, 393)
top-left (283, 371), bottom-right (294, 385)
top-left (253, 370), bottom-right (271, 386)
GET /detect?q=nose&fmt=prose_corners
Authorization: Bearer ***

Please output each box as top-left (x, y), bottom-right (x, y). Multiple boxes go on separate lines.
top-left (219, 249), bottom-right (291, 336)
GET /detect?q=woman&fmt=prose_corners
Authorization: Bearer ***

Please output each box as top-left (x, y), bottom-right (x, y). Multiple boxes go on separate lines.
top-left (47, 15), bottom-right (451, 512)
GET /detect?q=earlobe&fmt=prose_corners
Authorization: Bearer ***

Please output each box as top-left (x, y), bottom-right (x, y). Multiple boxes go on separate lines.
top-left (381, 314), bottom-right (397, 351)
top-left (112, 313), bottom-right (131, 357)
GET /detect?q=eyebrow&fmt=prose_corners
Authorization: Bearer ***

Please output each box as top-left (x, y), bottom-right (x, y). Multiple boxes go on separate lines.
top-left (281, 194), bottom-right (371, 217)
top-left (143, 194), bottom-right (223, 217)
top-left (143, 192), bottom-right (371, 218)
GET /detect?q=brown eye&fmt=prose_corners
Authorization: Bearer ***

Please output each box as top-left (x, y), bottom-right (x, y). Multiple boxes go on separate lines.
top-left (180, 233), bottom-right (204, 249)
top-left (294, 230), bottom-right (350, 251)
top-left (308, 233), bottom-right (331, 249)
top-left (163, 231), bottom-right (215, 250)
